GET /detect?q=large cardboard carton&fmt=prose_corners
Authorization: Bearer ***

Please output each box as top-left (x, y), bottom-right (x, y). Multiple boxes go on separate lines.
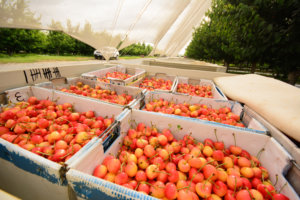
top-left (36, 77), bottom-right (146, 109)
top-left (81, 65), bottom-right (146, 86)
top-left (136, 91), bottom-right (267, 134)
top-left (174, 76), bottom-right (227, 100)
top-left (0, 86), bottom-right (125, 200)
top-left (66, 109), bottom-right (299, 200)
top-left (129, 73), bottom-right (178, 93)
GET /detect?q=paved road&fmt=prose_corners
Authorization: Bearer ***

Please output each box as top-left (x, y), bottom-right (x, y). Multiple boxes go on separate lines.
top-left (0, 58), bottom-right (145, 72)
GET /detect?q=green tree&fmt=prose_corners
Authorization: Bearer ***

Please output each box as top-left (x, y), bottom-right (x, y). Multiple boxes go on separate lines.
top-left (47, 30), bottom-right (77, 55)
top-left (22, 29), bottom-right (47, 53)
top-left (0, 28), bottom-right (46, 55)
top-left (120, 42), bottom-right (153, 56)
top-left (186, 1), bottom-right (239, 69)
top-left (0, 0), bottom-right (45, 55)
top-left (74, 39), bottom-right (94, 55)
top-left (186, 0), bottom-right (300, 84)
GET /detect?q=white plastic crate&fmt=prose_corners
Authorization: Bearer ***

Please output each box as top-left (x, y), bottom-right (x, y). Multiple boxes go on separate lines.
top-left (81, 65), bottom-right (146, 86)
top-left (66, 109), bottom-right (299, 200)
top-left (135, 91), bottom-right (267, 134)
top-left (35, 77), bottom-right (146, 109)
top-left (0, 86), bottom-right (125, 200)
top-left (174, 76), bottom-right (227, 100)
top-left (129, 73), bottom-right (178, 93)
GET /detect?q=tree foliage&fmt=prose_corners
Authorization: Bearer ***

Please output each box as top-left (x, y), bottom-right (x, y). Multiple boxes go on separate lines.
top-left (0, 0), bottom-right (95, 56)
top-left (120, 42), bottom-right (153, 56)
top-left (0, 28), bottom-right (95, 56)
top-left (0, 28), bottom-right (46, 55)
top-left (186, 0), bottom-right (300, 84)
top-left (0, 0), bottom-right (153, 58)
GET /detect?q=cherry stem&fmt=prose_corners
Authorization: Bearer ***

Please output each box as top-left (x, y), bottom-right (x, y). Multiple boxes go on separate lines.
top-left (211, 181), bottom-right (219, 189)
top-left (274, 174), bottom-right (278, 186)
top-left (154, 171), bottom-right (171, 176)
top-left (141, 181), bottom-right (153, 187)
top-left (134, 182), bottom-right (140, 191)
top-left (147, 153), bottom-right (158, 161)
top-left (265, 188), bottom-right (275, 200)
top-left (198, 160), bottom-right (214, 172)
top-left (246, 187), bottom-right (255, 200)
top-left (150, 121), bottom-right (154, 129)
top-left (205, 173), bottom-right (214, 183)
top-left (177, 186), bottom-right (189, 191)
top-left (215, 162), bottom-right (226, 168)
top-left (279, 182), bottom-right (288, 193)
top-left (256, 148), bottom-right (265, 160)
top-left (214, 129), bottom-right (218, 142)
top-left (202, 173), bottom-right (214, 189)
top-left (12, 134), bottom-right (20, 143)
top-left (120, 162), bottom-right (125, 172)
top-left (250, 159), bottom-right (256, 168)
top-left (26, 132), bottom-right (31, 143)
top-left (169, 153), bottom-right (173, 162)
top-left (188, 160), bottom-right (214, 190)
top-left (232, 133), bottom-right (237, 147)
top-left (234, 175), bottom-right (237, 195)
top-left (132, 119), bottom-right (138, 127)
top-left (141, 181), bottom-right (164, 189)
top-left (187, 151), bottom-right (202, 162)
top-left (60, 151), bottom-right (72, 159)
top-left (64, 119), bottom-right (74, 128)
top-left (36, 151), bottom-right (52, 156)
top-left (176, 153), bottom-right (186, 159)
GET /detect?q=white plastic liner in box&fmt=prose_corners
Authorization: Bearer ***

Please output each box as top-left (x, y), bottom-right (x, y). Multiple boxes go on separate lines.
top-left (136, 91), bottom-right (267, 134)
top-left (174, 76), bottom-right (227, 100)
top-left (0, 86), bottom-right (125, 200)
top-left (35, 77), bottom-right (146, 109)
top-left (66, 109), bottom-right (299, 200)
top-left (81, 65), bottom-right (146, 86)
top-left (129, 73), bottom-right (178, 93)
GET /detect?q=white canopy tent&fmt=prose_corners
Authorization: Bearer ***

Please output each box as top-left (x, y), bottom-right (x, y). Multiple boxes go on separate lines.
top-left (0, 0), bottom-right (212, 59)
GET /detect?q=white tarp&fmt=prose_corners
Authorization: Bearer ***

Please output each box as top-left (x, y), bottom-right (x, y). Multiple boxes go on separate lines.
top-left (0, 0), bottom-right (212, 57)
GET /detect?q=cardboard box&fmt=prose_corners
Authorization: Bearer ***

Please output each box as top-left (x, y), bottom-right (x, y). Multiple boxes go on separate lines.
top-left (129, 73), bottom-right (178, 93)
top-left (136, 91), bottom-right (267, 134)
top-left (0, 86), bottom-right (125, 200)
top-left (243, 105), bottom-right (300, 194)
top-left (36, 77), bottom-right (146, 109)
top-left (174, 76), bottom-right (227, 100)
top-left (81, 65), bottom-right (146, 86)
top-left (66, 109), bottom-right (299, 200)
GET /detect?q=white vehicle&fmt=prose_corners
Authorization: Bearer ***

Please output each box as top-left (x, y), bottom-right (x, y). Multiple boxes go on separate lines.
top-left (94, 49), bottom-right (119, 60)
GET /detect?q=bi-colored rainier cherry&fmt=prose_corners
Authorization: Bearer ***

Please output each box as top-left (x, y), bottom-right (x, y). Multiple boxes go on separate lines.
top-left (60, 82), bottom-right (133, 105)
top-left (0, 97), bottom-right (114, 163)
top-left (177, 83), bottom-right (213, 98)
top-left (97, 71), bottom-right (132, 83)
top-left (138, 77), bottom-right (173, 91)
top-left (143, 98), bottom-right (245, 128)
top-left (92, 122), bottom-right (288, 200)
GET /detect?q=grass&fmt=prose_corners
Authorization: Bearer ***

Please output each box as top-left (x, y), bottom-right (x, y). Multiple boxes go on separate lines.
top-left (0, 53), bottom-right (154, 63)
top-left (0, 53), bottom-right (93, 63)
